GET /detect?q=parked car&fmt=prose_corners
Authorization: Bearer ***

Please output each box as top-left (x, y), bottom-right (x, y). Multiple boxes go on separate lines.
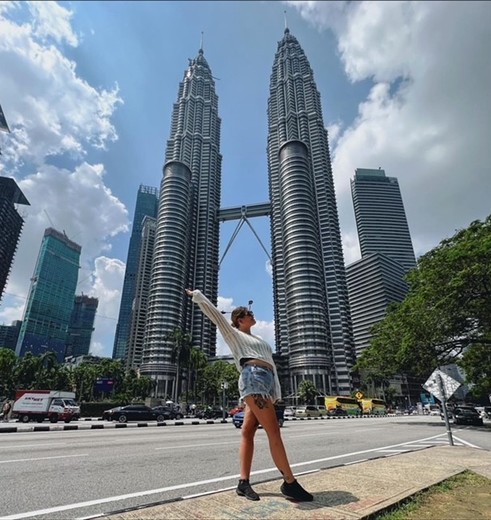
top-left (328, 405), bottom-right (348, 417)
top-left (284, 407), bottom-right (295, 418)
top-left (152, 405), bottom-right (184, 420)
top-left (450, 406), bottom-right (483, 426)
top-left (233, 406), bottom-right (284, 428)
top-left (196, 406), bottom-right (226, 419)
top-left (103, 405), bottom-right (165, 423)
top-left (294, 405), bottom-right (321, 418)
top-left (228, 406), bottom-right (244, 416)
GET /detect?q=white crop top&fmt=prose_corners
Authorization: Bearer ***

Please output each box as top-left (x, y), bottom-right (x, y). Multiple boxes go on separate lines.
top-left (191, 290), bottom-right (282, 402)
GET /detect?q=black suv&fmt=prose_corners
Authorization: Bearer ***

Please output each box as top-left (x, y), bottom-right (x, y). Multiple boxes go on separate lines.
top-left (451, 406), bottom-right (483, 426)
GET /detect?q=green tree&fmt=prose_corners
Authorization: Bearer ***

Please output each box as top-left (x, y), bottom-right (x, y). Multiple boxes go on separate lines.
top-left (189, 347), bottom-right (208, 402)
top-left (356, 215), bottom-right (491, 391)
top-left (199, 361), bottom-right (239, 405)
top-left (0, 348), bottom-right (17, 398)
top-left (169, 329), bottom-right (192, 401)
top-left (298, 380), bottom-right (318, 404)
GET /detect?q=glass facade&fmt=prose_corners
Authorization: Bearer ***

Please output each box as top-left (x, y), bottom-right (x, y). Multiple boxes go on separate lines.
top-left (66, 295), bottom-right (98, 358)
top-left (16, 228), bottom-right (81, 362)
top-left (112, 185), bottom-right (159, 359)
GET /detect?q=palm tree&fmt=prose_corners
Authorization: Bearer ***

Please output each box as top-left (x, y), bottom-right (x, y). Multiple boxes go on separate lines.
top-left (189, 347), bottom-right (208, 402)
top-left (298, 380), bottom-right (319, 405)
top-left (169, 329), bottom-right (192, 402)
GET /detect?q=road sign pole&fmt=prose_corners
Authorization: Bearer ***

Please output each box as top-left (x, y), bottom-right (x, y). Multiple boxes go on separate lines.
top-left (437, 372), bottom-right (454, 446)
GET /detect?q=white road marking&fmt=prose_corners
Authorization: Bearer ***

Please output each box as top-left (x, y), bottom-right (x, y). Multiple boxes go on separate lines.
top-left (2, 433), bottom-right (450, 520)
top-left (0, 454), bottom-right (88, 464)
top-left (0, 443), bottom-right (66, 450)
top-left (155, 440), bottom-right (245, 450)
top-left (452, 435), bottom-right (482, 449)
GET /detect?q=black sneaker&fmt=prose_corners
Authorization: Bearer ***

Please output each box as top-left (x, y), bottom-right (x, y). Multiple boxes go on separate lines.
top-left (236, 479), bottom-right (260, 501)
top-left (280, 479), bottom-right (314, 502)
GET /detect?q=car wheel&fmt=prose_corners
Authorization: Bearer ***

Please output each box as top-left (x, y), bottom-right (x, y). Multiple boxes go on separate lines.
top-left (21, 415), bottom-right (30, 423)
top-left (175, 413), bottom-right (183, 419)
top-left (49, 415), bottom-right (58, 423)
top-left (156, 414), bottom-right (165, 422)
top-left (118, 415), bottom-right (127, 423)
top-left (234, 424), bottom-right (242, 428)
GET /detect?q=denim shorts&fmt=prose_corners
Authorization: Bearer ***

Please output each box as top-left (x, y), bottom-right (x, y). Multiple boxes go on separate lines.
top-left (239, 364), bottom-right (274, 401)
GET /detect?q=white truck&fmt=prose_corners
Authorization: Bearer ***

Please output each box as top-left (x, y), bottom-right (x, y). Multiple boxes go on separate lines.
top-left (12, 390), bottom-right (80, 423)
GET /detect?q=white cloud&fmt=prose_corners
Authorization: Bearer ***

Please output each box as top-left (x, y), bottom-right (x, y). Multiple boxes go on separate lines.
top-left (288, 0), bottom-right (491, 263)
top-left (0, 2), bottom-right (122, 169)
top-left (0, 2), bottom-right (128, 358)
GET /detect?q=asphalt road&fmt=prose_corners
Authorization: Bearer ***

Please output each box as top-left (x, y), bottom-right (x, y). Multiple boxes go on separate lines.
top-left (1, 415), bottom-right (489, 519)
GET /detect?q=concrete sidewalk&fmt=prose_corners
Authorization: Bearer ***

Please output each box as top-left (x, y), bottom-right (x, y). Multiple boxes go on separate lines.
top-left (105, 445), bottom-right (491, 519)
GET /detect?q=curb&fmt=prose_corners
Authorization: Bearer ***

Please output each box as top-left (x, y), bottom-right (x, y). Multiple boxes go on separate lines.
top-left (0, 414), bottom-right (397, 433)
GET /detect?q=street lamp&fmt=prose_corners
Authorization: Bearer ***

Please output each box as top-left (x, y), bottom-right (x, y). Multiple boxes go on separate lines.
top-left (248, 300), bottom-right (253, 310)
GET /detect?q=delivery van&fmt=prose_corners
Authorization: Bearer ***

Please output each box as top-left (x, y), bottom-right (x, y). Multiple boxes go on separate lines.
top-left (12, 390), bottom-right (80, 423)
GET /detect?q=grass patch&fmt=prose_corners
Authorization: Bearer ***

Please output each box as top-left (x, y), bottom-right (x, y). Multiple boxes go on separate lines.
top-left (374, 471), bottom-right (491, 520)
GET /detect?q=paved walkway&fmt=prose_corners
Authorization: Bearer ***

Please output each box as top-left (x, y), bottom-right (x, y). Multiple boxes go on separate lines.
top-left (104, 445), bottom-right (491, 519)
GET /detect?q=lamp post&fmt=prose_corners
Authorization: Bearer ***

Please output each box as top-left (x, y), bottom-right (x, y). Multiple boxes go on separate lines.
top-left (248, 300), bottom-right (253, 310)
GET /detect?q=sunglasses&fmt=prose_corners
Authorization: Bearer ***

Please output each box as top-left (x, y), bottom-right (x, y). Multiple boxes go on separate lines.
top-left (240, 311), bottom-right (254, 319)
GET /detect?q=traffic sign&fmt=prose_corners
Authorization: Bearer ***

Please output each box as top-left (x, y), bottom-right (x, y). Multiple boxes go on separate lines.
top-left (355, 391), bottom-right (364, 400)
top-left (423, 369), bottom-right (461, 402)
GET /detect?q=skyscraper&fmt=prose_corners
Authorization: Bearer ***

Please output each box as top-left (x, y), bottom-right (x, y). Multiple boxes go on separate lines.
top-left (347, 168), bottom-right (416, 357)
top-left (126, 216), bottom-right (156, 370)
top-left (16, 228), bottom-right (81, 362)
top-left (267, 28), bottom-right (355, 395)
top-left (112, 184), bottom-right (159, 359)
top-left (66, 294), bottom-right (98, 358)
top-left (351, 168), bottom-right (416, 272)
top-left (140, 47), bottom-right (222, 397)
top-left (0, 176), bottom-right (30, 303)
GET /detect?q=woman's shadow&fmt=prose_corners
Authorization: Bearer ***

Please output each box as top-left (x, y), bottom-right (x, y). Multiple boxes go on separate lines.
top-left (261, 490), bottom-right (359, 510)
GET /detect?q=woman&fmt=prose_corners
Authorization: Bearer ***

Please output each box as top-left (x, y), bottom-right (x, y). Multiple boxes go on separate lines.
top-left (186, 289), bottom-right (313, 502)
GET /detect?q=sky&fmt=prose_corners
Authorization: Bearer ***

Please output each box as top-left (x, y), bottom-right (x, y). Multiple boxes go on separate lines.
top-left (1, 1), bottom-right (490, 359)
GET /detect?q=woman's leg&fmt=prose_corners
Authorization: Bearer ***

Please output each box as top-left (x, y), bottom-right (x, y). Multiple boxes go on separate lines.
top-left (239, 404), bottom-right (259, 479)
top-left (243, 395), bottom-right (295, 483)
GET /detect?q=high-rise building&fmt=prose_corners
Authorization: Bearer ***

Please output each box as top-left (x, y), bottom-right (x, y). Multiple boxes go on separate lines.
top-left (0, 320), bottom-right (22, 351)
top-left (140, 47), bottom-right (222, 397)
top-left (16, 228), bottom-right (81, 362)
top-left (126, 216), bottom-right (157, 370)
top-left (347, 168), bottom-right (415, 360)
top-left (0, 176), bottom-right (30, 303)
top-left (66, 294), bottom-right (98, 358)
top-left (267, 28), bottom-right (355, 396)
top-left (346, 253), bottom-right (409, 357)
top-left (112, 184), bottom-right (159, 359)
top-left (351, 168), bottom-right (416, 272)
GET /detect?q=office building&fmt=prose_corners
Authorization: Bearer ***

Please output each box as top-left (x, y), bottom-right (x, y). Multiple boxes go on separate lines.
top-left (0, 320), bottom-right (22, 351)
top-left (351, 168), bottom-right (416, 272)
top-left (267, 28), bottom-right (356, 396)
top-left (16, 228), bottom-right (81, 362)
top-left (0, 176), bottom-right (30, 303)
top-left (126, 216), bottom-right (157, 370)
top-left (113, 184), bottom-right (159, 359)
top-left (66, 294), bottom-right (98, 358)
top-left (346, 253), bottom-right (409, 357)
top-left (140, 46), bottom-right (222, 398)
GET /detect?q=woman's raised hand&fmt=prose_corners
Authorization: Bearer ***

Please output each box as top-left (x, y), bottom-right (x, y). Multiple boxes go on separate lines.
top-left (185, 289), bottom-right (194, 296)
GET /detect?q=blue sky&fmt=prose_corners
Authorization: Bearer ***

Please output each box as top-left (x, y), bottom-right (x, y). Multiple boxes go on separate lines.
top-left (1, 1), bottom-right (490, 358)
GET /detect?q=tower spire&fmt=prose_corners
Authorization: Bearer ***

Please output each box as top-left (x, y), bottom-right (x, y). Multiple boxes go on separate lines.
top-left (284, 10), bottom-right (289, 32)
top-left (200, 31), bottom-right (204, 53)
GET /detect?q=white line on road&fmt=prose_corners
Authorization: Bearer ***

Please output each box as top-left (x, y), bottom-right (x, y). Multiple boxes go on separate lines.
top-left (0, 454), bottom-right (88, 464)
top-left (155, 440), bottom-right (242, 450)
top-left (0, 443), bottom-right (67, 450)
top-left (1, 433), bottom-right (450, 520)
top-left (452, 435), bottom-right (482, 449)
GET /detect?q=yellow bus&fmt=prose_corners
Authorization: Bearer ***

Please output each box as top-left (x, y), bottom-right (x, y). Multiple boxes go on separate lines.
top-left (325, 396), bottom-right (361, 416)
top-left (361, 398), bottom-right (387, 415)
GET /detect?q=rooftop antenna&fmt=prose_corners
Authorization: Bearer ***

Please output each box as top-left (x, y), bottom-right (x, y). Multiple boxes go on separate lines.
top-left (200, 31), bottom-right (204, 52)
top-left (284, 10), bottom-right (288, 30)
top-left (43, 209), bottom-right (54, 228)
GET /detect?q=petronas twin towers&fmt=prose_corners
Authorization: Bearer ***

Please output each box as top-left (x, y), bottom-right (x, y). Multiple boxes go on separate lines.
top-left (139, 28), bottom-right (356, 398)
